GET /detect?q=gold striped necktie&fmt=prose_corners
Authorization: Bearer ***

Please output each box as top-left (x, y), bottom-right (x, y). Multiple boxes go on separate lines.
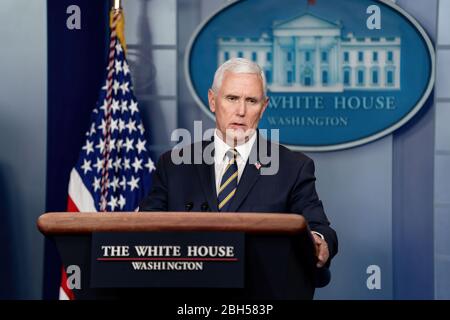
top-left (217, 149), bottom-right (238, 212)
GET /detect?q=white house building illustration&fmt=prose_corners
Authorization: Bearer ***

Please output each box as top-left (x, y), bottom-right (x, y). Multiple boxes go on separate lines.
top-left (217, 13), bottom-right (401, 92)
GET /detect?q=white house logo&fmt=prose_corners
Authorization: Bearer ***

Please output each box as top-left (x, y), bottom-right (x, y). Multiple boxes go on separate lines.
top-left (218, 13), bottom-right (400, 93)
top-left (186, 0), bottom-right (434, 151)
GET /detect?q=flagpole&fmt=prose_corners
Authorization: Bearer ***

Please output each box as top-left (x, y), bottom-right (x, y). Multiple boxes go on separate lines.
top-left (113, 0), bottom-right (121, 10)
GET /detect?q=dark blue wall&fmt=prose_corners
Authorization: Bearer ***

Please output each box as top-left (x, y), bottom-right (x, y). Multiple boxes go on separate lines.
top-left (44, 0), bottom-right (109, 299)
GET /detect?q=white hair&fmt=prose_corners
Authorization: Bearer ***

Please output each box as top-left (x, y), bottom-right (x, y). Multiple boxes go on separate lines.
top-left (211, 58), bottom-right (267, 97)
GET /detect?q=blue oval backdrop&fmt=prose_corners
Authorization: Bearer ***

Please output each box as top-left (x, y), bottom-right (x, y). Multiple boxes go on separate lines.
top-left (185, 0), bottom-right (435, 151)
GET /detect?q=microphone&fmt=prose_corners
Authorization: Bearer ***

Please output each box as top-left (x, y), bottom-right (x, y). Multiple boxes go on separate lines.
top-left (185, 202), bottom-right (194, 212)
top-left (201, 202), bottom-right (210, 212)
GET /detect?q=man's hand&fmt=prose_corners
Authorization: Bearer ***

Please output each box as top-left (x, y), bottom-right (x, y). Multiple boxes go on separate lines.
top-left (312, 232), bottom-right (329, 268)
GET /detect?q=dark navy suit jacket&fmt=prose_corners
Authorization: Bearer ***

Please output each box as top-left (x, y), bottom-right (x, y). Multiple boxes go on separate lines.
top-left (139, 135), bottom-right (338, 267)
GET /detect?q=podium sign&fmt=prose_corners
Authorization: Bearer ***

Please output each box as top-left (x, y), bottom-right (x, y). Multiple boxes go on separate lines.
top-left (38, 212), bottom-right (315, 299)
top-left (91, 232), bottom-right (245, 288)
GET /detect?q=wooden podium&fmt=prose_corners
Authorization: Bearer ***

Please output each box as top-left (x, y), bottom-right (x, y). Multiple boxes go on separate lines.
top-left (38, 212), bottom-right (318, 300)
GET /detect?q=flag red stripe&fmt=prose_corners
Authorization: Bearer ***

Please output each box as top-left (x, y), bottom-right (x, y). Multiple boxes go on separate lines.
top-left (59, 196), bottom-right (79, 300)
top-left (60, 266), bottom-right (75, 300)
top-left (67, 195), bottom-right (79, 212)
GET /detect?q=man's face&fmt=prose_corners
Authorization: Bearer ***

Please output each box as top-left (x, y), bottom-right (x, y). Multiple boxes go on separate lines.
top-left (208, 71), bottom-right (269, 145)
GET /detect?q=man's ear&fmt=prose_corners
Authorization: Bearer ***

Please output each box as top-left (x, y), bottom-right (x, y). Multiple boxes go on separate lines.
top-left (208, 89), bottom-right (216, 113)
top-left (259, 97), bottom-right (269, 119)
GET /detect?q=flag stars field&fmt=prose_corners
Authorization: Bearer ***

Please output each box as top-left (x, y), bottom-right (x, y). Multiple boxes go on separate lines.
top-left (120, 81), bottom-right (129, 95)
top-left (109, 139), bottom-right (116, 151)
top-left (109, 176), bottom-right (120, 192)
top-left (64, 9), bottom-right (154, 300)
top-left (120, 100), bottom-right (128, 113)
top-left (116, 139), bottom-right (124, 151)
top-left (123, 158), bottom-right (131, 170)
top-left (70, 12), bottom-right (154, 213)
top-left (96, 138), bottom-right (106, 153)
top-left (82, 140), bottom-right (94, 155)
top-left (138, 123), bottom-right (145, 135)
top-left (118, 195), bottom-right (126, 209)
top-left (132, 157), bottom-right (143, 173)
top-left (87, 123), bottom-right (96, 136)
top-left (113, 158), bottom-right (122, 171)
top-left (126, 119), bottom-right (137, 134)
top-left (129, 101), bottom-right (139, 115)
top-left (124, 138), bottom-right (134, 152)
top-left (93, 157), bottom-right (104, 173)
top-left (92, 177), bottom-right (101, 192)
top-left (98, 120), bottom-right (108, 135)
top-left (111, 99), bottom-right (121, 114)
top-left (118, 119), bottom-right (126, 133)
top-left (115, 42), bottom-right (122, 54)
top-left (112, 80), bottom-right (120, 95)
top-left (108, 196), bottom-right (118, 210)
top-left (81, 159), bottom-right (92, 174)
top-left (127, 176), bottom-right (140, 191)
top-left (123, 61), bottom-right (130, 76)
top-left (145, 158), bottom-right (156, 173)
top-left (136, 139), bottom-right (147, 154)
top-left (115, 59), bottom-right (122, 74)
top-left (119, 176), bottom-right (126, 191)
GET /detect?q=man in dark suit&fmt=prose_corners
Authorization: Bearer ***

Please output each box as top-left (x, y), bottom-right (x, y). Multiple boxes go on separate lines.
top-left (140, 57), bottom-right (337, 273)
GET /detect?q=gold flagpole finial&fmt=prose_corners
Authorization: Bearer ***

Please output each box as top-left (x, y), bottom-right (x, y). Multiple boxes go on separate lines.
top-left (113, 0), bottom-right (121, 10)
top-left (110, 0), bottom-right (127, 55)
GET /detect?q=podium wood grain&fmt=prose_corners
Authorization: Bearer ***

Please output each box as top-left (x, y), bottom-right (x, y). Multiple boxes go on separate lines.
top-left (37, 212), bottom-right (307, 235)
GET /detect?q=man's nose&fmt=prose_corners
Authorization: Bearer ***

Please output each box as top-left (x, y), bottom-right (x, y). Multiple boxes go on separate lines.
top-left (237, 99), bottom-right (246, 116)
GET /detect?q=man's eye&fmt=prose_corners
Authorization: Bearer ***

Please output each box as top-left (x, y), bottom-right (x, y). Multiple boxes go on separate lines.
top-left (227, 96), bottom-right (238, 101)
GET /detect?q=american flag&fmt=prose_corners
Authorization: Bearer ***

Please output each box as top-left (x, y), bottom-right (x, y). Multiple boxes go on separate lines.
top-left (60, 9), bottom-right (154, 299)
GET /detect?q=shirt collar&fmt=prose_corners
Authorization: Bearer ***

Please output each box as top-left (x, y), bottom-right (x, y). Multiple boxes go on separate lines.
top-left (214, 129), bottom-right (257, 163)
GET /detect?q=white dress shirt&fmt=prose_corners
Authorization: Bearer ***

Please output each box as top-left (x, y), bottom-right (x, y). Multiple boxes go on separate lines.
top-left (214, 130), bottom-right (256, 195)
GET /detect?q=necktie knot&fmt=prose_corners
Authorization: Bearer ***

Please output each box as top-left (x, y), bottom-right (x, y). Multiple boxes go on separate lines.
top-left (226, 149), bottom-right (238, 161)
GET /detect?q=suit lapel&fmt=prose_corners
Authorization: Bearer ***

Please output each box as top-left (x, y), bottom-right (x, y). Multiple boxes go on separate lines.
top-left (227, 160), bottom-right (261, 212)
top-left (195, 141), bottom-right (218, 211)
top-left (228, 134), bottom-right (268, 212)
